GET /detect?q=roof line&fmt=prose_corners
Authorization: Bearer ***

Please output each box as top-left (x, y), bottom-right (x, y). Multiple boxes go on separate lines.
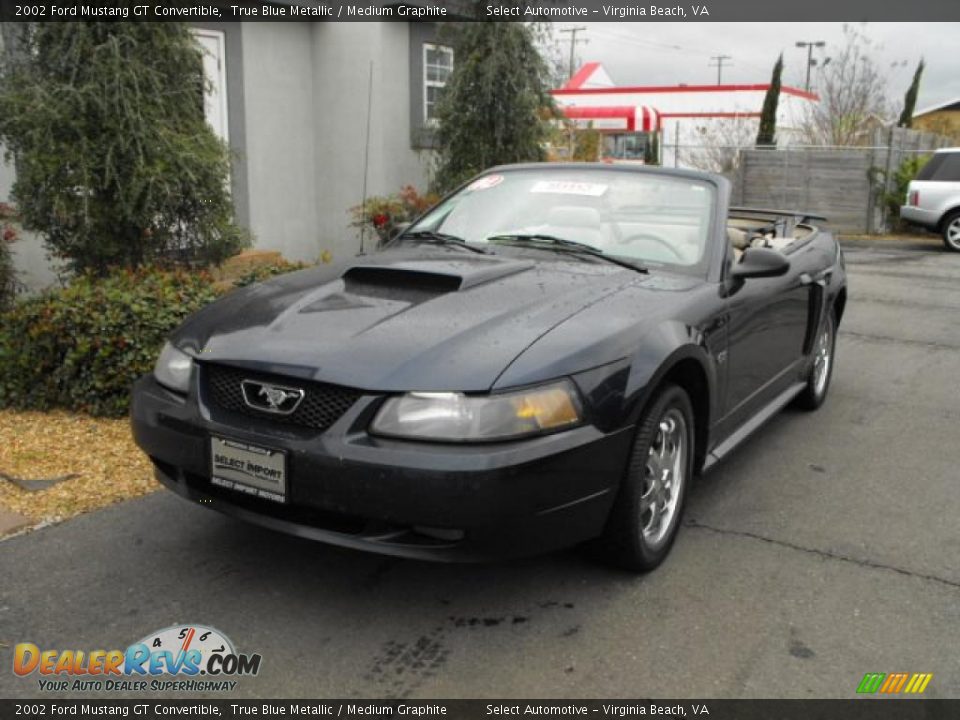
top-left (913, 96), bottom-right (960, 117)
top-left (660, 112), bottom-right (763, 119)
top-left (563, 62), bottom-right (601, 90)
top-left (552, 84), bottom-right (819, 101)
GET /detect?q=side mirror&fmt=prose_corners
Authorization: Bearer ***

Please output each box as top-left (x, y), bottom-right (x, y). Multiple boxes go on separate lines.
top-left (730, 247), bottom-right (790, 280)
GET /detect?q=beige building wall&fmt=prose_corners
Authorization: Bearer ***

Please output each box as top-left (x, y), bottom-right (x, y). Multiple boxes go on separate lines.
top-left (914, 110), bottom-right (960, 141)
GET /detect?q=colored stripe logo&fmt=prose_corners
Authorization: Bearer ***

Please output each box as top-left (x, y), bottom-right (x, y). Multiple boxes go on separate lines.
top-left (857, 672), bottom-right (933, 694)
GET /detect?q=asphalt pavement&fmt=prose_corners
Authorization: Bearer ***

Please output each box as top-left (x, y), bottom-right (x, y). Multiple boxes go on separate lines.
top-left (2, 236), bottom-right (958, 700)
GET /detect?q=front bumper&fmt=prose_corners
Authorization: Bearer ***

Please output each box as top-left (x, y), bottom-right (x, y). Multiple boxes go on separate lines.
top-left (131, 374), bottom-right (633, 562)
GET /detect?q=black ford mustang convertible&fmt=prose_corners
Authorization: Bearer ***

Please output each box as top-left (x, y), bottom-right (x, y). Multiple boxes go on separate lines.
top-left (132, 164), bottom-right (847, 571)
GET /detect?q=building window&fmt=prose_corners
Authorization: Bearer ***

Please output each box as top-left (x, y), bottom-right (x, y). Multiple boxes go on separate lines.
top-left (423, 43), bottom-right (453, 124)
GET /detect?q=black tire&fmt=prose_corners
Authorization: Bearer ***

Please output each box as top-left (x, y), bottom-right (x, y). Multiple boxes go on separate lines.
top-left (794, 310), bottom-right (836, 411)
top-left (596, 384), bottom-right (695, 572)
top-left (942, 210), bottom-right (960, 253)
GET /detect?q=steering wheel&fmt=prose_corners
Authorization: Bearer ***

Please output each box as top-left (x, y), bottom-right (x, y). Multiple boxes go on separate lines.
top-left (616, 233), bottom-right (686, 262)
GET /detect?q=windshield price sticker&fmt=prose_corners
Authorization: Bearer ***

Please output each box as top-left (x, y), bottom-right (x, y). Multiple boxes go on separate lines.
top-left (530, 180), bottom-right (608, 197)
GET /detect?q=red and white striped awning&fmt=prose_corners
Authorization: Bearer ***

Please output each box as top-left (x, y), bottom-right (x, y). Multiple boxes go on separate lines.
top-left (561, 105), bottom-right (661, 132)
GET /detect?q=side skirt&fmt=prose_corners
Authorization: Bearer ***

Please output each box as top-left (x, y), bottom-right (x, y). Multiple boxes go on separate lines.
top-left (701, 381), bottom-right (806, 473)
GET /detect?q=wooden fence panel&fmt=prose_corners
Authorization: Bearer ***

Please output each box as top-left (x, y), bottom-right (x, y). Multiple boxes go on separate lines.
top-left (734, 149), bottom-right (875, 233)
top-left (733, 130), bottom-right (950, 234)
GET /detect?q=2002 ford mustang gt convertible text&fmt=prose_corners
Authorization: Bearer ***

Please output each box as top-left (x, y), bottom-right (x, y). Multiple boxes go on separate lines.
top-left (132, 164), bottom-right (847, 571)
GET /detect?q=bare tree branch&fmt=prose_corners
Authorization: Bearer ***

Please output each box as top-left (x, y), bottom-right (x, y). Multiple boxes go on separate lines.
top-left (799, 24), bottom-right (892, 146)
top-left (680, 118), bottom-right (759, 176)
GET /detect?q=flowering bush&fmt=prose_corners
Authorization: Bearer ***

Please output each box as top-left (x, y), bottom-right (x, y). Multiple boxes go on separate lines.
top-left (0, 202), bottom-right (21, 311)
top-left (350, 185), bottom-right (440, 245)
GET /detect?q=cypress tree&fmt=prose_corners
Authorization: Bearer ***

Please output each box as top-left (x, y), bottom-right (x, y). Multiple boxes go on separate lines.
top-left (756, 54), bottom-right (783, 147)
top-left (898, 59), bottom-right (924, 128)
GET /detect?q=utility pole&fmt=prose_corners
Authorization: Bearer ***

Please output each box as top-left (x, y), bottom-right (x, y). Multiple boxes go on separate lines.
top-left (559, 26), bottom-right (589, 80)
top-left (708, 55), bottom-right (732, 85)
top-left (796, 40), bottom-right (826, 92)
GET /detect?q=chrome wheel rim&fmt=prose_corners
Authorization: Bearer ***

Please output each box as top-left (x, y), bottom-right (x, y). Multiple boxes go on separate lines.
top-left (948, 218), bottom-right (960, 249)
top-left (812, 321), bottom-right (833, 397)
top-left (640, 408), bottom-right (687, 548)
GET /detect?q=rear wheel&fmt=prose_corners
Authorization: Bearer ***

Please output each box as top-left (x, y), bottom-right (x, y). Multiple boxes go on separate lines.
top-left (597, 384), bottom-right (694, 572)
top-left (794, 310), bottom-right (835, 410)
top-left (942, 211), bottom-right (960, 252)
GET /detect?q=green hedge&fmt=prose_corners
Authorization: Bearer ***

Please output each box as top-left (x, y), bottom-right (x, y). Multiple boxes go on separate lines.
top-left (232, 260), bottom-right (309, 288)
top-left (0, 267), bottom-right (222, 417)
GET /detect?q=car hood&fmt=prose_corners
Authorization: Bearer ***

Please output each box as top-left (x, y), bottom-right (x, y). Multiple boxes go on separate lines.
top-left (173, 249), bottom-right (653, 392)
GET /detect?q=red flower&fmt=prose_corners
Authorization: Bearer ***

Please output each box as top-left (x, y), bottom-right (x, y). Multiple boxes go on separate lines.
top-left (2, 226), bottom-right (15, 243)
top-left (372, 213), bottom-right (389, 228)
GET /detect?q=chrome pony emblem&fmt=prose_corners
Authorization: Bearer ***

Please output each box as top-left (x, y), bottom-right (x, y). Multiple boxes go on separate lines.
top-left (240, 380), bottom-right (304, 415)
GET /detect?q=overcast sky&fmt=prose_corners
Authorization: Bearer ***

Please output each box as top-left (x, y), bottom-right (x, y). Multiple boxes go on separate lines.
top-left (550, 22), bottom-right (959, 112)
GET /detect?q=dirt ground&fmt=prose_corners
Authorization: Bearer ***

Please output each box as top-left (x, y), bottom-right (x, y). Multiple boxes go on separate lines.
top-left (0, 410), bottom-right (155, 528)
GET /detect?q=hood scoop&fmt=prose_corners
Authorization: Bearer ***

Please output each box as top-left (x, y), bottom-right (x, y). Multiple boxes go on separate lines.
top-left (342, 258), bottom-right (534, 296)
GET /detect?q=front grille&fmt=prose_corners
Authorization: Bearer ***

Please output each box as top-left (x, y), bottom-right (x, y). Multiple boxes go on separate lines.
top-left (204, 364), bottom-right (362, 431)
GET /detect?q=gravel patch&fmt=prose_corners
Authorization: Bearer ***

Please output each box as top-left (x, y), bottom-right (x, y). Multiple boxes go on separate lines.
top-left (0, 410), bottom-right (155, 531)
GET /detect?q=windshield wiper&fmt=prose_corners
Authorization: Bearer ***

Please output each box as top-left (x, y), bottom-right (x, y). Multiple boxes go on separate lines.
top-left (487, 234), bottom-right (648, 274)
top-left (397, 230), bottom-right (492, 255)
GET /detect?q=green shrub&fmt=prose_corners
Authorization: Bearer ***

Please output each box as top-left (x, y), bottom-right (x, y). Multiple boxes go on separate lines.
top-left (0, 202), bottom-right (21, 311)
top-left (0, 267), bottom-right (221, 416)
top-left (880, 155), bottom-right (931, 231)
top-left (0, 237), bottom-right (16, 313)
top-left (232, 260), bottom-right (310, 288)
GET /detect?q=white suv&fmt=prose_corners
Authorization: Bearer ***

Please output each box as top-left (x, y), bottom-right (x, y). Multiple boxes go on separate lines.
top-left (900, 147), bottom-right (960, 252)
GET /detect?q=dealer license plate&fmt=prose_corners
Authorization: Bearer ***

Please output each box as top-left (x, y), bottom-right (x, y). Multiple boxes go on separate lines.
top-left (210, 436), bottom-right (287, 504)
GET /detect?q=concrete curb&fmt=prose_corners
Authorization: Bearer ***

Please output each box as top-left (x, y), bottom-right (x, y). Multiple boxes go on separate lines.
top-left (0, 507), bottom-right (33, 537)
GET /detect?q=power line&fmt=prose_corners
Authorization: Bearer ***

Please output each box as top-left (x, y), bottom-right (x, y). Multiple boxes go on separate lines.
top-left (559, 26), bottom-right (589, 80)
top-left (709, 55), bottom-right (732, 84)
top-left (589, 28), bottom-right (774, 81)
top-left (590, 27), bottom-right (682, 52)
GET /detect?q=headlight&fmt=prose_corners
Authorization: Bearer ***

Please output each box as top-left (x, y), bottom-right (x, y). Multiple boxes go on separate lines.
top-left (153, 342), bottom-right (193, 394)
top-left (370, 380), bottom-right (583, 442)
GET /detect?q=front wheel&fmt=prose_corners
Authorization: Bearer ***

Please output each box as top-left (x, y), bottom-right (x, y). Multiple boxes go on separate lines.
top-left (596, 384), bottom-right (695, 572)
top-left (942, 210), bottom-right (960, 253)
top-left (794, 311), bottom-right (836, 410)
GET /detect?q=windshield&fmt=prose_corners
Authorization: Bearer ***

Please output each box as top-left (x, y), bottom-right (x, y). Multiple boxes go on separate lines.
top-left (404, 168), bottom-right (716, 272)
